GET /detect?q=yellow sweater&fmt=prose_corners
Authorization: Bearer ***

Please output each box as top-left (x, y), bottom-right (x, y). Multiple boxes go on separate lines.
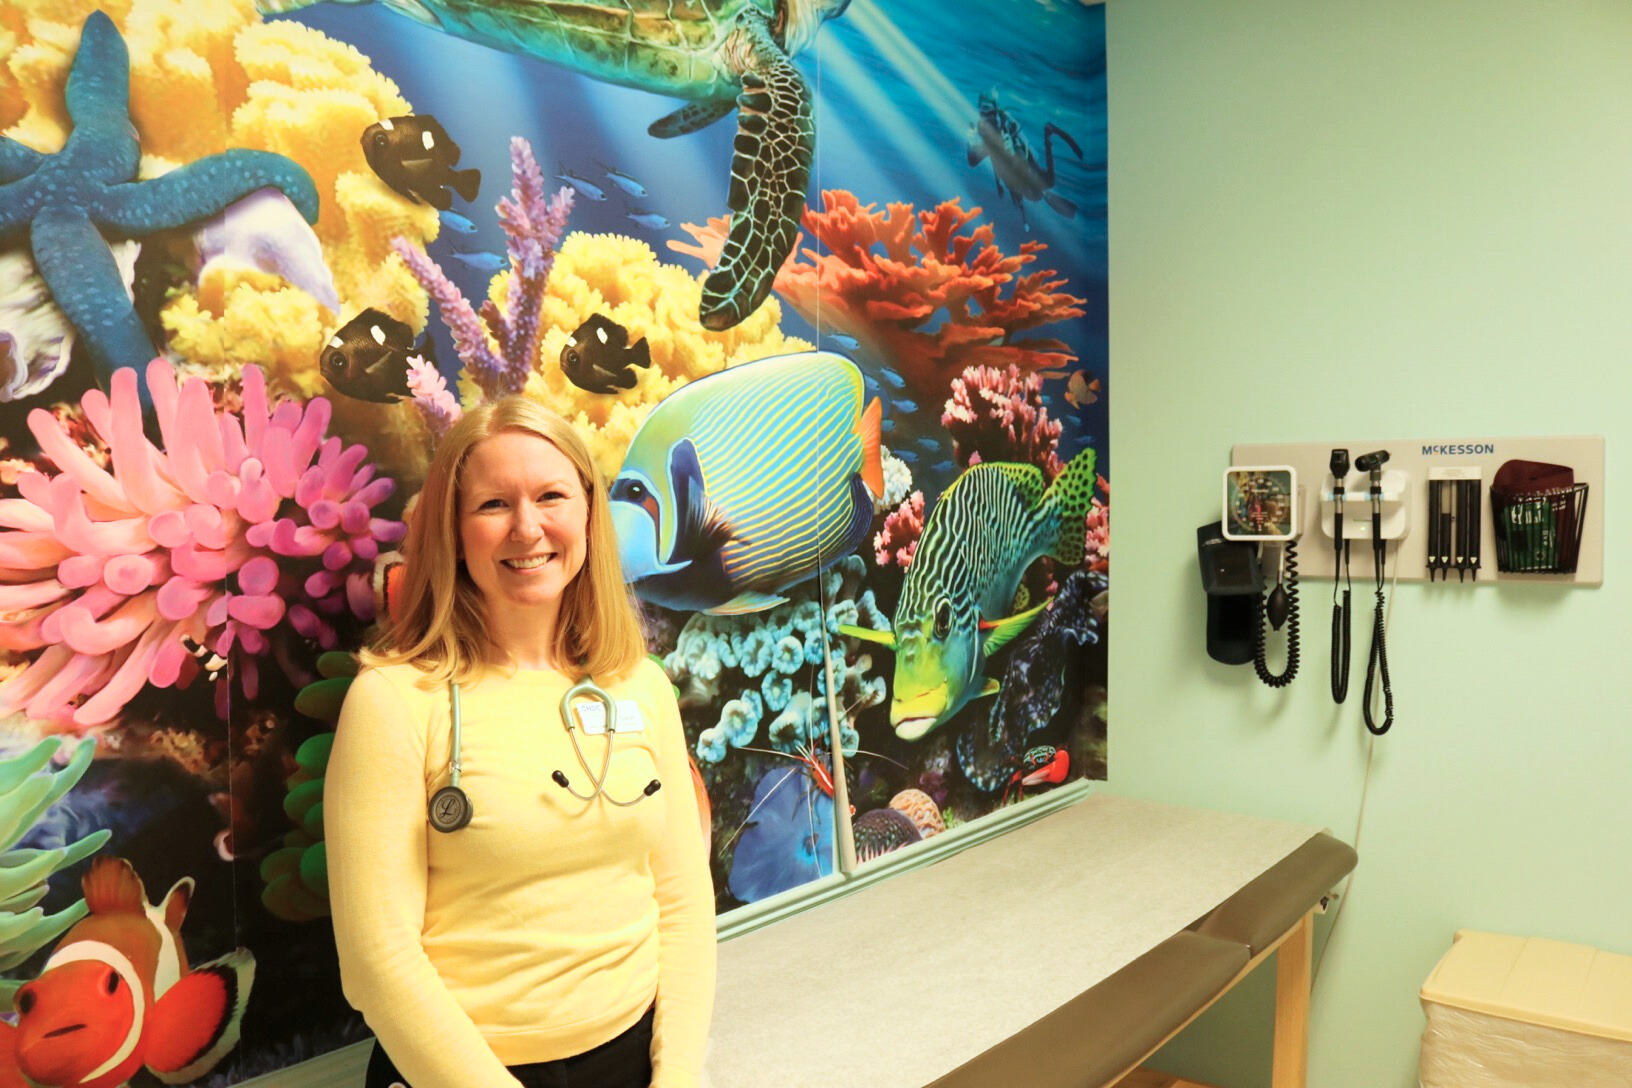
top-left (327, 658), bottom-right (716, 1088)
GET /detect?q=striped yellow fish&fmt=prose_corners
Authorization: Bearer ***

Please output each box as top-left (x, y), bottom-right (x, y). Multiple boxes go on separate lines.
top-left (611, 352), bottom-right (883, 615)
top-left (843, 448), bottom-right (1097, 740)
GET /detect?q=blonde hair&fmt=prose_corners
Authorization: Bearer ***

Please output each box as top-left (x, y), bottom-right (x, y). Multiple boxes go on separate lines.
top-left (363, 396), bottom-right (647, 689)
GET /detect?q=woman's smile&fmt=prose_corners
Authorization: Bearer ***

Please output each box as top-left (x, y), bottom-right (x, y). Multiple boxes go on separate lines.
top-left (458, 432), bottom-right (589, 635)
top-left (503, 553), bottom-right (558, 571)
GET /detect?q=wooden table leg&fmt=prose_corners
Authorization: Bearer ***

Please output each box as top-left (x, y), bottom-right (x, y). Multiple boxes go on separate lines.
top-left (1271, 910), bottom-right (1314, 1088)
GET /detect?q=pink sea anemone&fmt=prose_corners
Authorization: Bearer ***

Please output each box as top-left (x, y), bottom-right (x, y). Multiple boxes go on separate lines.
top-left (0, 360), bottom-right (405, 730)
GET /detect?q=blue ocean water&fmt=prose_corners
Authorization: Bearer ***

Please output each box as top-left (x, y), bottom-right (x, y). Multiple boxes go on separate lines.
top-left (282, 0), bottom-right (1106, 468)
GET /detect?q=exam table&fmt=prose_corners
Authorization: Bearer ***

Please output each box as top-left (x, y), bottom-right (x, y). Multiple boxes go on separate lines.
top-left (704, 794), bottom-right (1357, 1088)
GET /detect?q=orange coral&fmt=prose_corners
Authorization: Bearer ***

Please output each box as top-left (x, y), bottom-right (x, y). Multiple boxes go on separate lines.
top-left (671, 190), bottom-right (1086, 400)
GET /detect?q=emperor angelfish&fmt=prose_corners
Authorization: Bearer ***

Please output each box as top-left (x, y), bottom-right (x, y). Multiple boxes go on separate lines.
top-left (843, 448), bottom-right (1097, 741)
top-left (611, 351), bottom-right (883, 615)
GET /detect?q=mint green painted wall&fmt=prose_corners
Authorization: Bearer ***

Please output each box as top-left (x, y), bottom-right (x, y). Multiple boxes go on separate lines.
top-left (1106, 2), bottom-right (1632, 1086)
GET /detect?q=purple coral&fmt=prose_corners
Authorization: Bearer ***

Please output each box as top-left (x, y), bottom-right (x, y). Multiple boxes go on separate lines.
top-left (0, 360), bottom-right (405, 730)
top-left (394, 137), bottom-right (573, 403)
top-left (941, 364), bottom-right (1065, 479)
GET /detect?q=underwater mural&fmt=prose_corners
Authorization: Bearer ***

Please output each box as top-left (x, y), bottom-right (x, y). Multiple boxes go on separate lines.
top-left (0, 0), bottom-right (1105, 1077)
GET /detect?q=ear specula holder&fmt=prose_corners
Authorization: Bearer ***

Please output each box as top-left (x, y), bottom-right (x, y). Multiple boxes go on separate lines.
top-left (1489, 483), bottom-right (1589, 574)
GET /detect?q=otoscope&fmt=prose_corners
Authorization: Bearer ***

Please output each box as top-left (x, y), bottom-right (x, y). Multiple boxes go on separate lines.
top-left (1329, 449), bottom-right (1352, 703)
top-left (1355, 450), bottom-right (1395, 735)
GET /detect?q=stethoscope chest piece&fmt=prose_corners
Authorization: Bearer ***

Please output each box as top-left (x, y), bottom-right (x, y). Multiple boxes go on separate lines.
top-left (429, 784), bottom-right (472, 832)
top-left (430, 681), bottom-right (472, 834)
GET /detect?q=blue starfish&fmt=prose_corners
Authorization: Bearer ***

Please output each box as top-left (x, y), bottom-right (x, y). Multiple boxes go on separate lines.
top-left (0, 11), bottom-right (319, 391)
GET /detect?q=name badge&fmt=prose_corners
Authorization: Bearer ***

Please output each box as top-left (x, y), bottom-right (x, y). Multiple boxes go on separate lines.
top-left (574, 700), bottom-right (646, 735)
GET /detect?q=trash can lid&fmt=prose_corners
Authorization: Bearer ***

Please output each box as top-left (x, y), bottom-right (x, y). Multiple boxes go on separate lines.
top-left (1421, 930), bottom-right (1632, 1043)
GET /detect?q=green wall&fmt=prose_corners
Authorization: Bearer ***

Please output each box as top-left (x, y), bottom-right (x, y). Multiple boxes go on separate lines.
top-left (1106, 2), bottom-right (1632, 1085)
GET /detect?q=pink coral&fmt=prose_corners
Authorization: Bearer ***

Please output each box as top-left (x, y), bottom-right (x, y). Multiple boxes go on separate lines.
top-left (942, 364), bottom-right (1064, 479)
top-left (1086, 474), bottom-right (1109, 573)
top-left (405, 355), bottom-right (461, 439)
top-left (874, 490), bottom-right (924, 571)
top-left (1, 405), bottom-right (109, 495)
top-left (395, 137), bottom-right (573, 401)
top-left (671, 191), bottom-right (1085, 400)
top-left (0, 360), bottom-right (405, 730)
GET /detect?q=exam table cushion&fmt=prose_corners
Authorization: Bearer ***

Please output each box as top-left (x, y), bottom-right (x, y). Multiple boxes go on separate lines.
top-left (922, 831), bottom-right (1356, 1088)
top-left (924, 931), bottom-right (1249, 1088)
top-left (1190, 833), bottom-right (1357, 955)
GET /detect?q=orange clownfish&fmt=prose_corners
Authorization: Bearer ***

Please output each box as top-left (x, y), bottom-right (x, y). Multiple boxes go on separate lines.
top-left (2, 857), bottom-right (254, 1088)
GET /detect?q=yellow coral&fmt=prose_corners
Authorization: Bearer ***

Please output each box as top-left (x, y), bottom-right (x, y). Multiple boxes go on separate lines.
top-left (164, 284), bottom-right (330, 383)
top-left (331, 170), bottom-right (439, 281)
top-left (0, 0), bottom-right (439, 485)
top-left (477, 232), bottom-right (812, 479)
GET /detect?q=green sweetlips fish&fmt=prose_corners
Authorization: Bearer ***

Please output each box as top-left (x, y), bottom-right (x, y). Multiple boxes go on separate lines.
top-left (844, 447), bottom-right (1097, 741)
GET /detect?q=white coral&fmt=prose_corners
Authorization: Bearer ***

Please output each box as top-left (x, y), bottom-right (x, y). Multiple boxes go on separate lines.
top-left (191, 188), bottom-right (341, 312)
top-left (0, 243), bottom-right (136, 402)
top-left (880, 445), bottom-right (913, 508)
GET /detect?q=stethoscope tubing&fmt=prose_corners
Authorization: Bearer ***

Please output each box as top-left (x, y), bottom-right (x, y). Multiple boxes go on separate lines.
top-left (555, 678), bottom-right (659, 807)
top-left (430, 675), bottom-right (660, 833)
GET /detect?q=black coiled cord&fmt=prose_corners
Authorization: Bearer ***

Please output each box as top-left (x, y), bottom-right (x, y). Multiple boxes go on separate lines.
top-left (1331, 592), bottom-right (1351, 702)
top-left (1331, 541), bottom-right (1351, 703)
top-left (1363, 550), bottom-right (1394, 735)
top-left (1254, 540), bottom-right (1299, 688)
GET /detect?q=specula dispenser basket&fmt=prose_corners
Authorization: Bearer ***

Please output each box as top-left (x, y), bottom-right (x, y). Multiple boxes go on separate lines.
top-left (1489, 483), bottom-right (1589, 574)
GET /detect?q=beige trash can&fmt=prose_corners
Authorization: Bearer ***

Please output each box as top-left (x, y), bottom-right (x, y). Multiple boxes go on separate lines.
top-left (1419, 930), bottom-right (1632, 1088)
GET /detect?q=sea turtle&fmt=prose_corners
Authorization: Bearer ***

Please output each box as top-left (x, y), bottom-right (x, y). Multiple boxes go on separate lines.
top-left (260, 0), bottom-right (851, 330)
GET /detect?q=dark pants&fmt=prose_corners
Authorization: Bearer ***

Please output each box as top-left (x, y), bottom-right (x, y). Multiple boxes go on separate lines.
top-left (365, 1004), bottom-right (655, 1088)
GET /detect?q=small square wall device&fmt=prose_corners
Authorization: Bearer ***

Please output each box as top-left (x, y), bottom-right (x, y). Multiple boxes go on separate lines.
top-left (1223, 466), bottom-right (1298, 541)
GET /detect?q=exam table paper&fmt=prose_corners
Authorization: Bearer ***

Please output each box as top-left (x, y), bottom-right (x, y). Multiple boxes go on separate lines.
top-left (703, 793), bottom-right (1321, 1088)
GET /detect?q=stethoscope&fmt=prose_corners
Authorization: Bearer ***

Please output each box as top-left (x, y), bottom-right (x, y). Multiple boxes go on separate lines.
top-left (428, 678), bottom-right (663, 833)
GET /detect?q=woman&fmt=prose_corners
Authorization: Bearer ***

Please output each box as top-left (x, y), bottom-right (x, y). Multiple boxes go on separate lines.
top-left (326, 397), bottom-right (716, 1088)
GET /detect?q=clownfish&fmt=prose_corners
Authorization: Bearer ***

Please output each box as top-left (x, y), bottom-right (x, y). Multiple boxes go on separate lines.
top-left (0, 857), bottom-right (254, 1088)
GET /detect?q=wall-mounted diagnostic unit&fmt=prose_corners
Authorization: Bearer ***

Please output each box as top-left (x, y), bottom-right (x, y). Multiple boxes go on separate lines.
top-left (1208, 436), bottom-right (1605, 738)
top-left (1232, 436), bottom-right (1604, 586)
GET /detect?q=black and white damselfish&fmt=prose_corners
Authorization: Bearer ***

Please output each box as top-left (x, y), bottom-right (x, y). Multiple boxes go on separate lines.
top-left (561, 314), bottom-right (652, 394)
top-left (319, 308), bottom-right (432, 403)
top-left (361, 114), bottom-right (480, 210)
